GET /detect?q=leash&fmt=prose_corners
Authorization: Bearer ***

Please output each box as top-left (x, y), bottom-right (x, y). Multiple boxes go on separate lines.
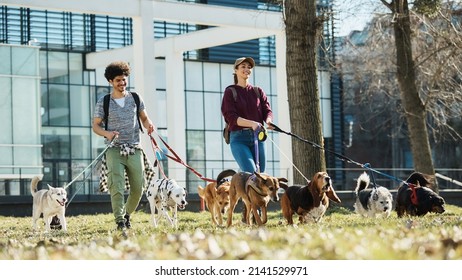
top-left (253, 129), bottom-right (260, 173)
top-left (149, 132), bottom-right (216, 183)
top-left (271, 123), bottom-right (414, 188)
top-left (65, 136), bottom-right (118, 206)
top-left (65, 136), bottom-right (117, 190)
top-left (148, 132), bottom-right (169, 180)
top-left (266, 136), bottom-right (310, 183)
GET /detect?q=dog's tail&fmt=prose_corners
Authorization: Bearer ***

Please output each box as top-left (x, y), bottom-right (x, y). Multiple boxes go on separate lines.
top-left (216, 169), bottom-right (237, 186)
top-left (355, 172), bottom-right (370, 194)
top-left (30, 176), bottom-right (42, 195)
top-left (405, 172), bottom-right (432, 187)
top-left (197, 185), bottom-right (205, 199)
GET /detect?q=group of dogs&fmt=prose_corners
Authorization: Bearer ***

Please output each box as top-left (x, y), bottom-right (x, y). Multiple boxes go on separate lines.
top-left (197, 169), bottom-right (446, 228)
top-left (30, 168), bottom-right (446, 232)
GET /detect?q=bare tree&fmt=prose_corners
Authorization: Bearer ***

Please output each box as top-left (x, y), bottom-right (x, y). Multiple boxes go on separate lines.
top-left (284, 0), bottom-right (326, 184)
top-left (340, 0), bottom-right (462, 190)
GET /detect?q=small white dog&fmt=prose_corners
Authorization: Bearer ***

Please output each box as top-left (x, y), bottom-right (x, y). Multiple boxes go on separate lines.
top-left (354, 172), bottom-right (393, 218)
top-left (145, 178), bottom-right (187, 228)
top-left (30, 176), bottom-right (68, 232)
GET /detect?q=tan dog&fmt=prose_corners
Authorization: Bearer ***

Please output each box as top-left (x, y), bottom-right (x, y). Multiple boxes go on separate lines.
top-left (227, 171), bottom-right (288, 227)
top-left (280, 171), bottom-right (340, 224)
top-left (198, 169), bottom-right (236, 227)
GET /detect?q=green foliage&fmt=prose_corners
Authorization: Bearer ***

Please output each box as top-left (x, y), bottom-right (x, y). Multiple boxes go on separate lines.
top-left (414, 0), bottom-right (441, 17)
top-left (1, 205), bottom-right (461, 260)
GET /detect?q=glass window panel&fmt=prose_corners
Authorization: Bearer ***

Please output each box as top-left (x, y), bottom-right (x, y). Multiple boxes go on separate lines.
top-left (48, 52), bottom-right (69, 84)
top-left (0, 46), bottom-right (11, 75)
top-left (156, 90), bottom-right (167, 128)
top-left (203, 62), bottom-right (221, 92)
top-left (70, 86), bottom-right (90, 126)
top-left (155, 59), bottom-right (166, 89)
top-left (205, 131), bottom-right (222, 160)
top-left (39, 51), bottom-right (48, 80)
top-left (220, 63), bottom-right (234, 89)
top-left (13, 77), bottom-right (40, 144)
top-left (71, 127), bottom-right (91, 159)
top-left (12, 47), bottom-right (38, 76)
top-left (204, 91), bottom-right (222, 130)
top-left (42, 127), bottom-right (70, 160)
top-left (185, 91), bottom-right (203, 129)
top-left (270, 67), bottom-right (277, 94)
top-left (0, 77), bottom-right (12, 145)
top-left (253, 65), bottom-right (271, 91)
top-left (69, 53), bottom-right (83, 84)
top-left (41, 84), bottom-right (49, 126)
top-left (186, 130), bottom-right (205, 161)
top-left (48, 85), bottom-right (70, 126)
top-left (184, 61), bottom-right (203, 91)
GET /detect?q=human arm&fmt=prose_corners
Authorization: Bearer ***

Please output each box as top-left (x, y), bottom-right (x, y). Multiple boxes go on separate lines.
top-left (139, 109), bottom-right (155, 134)
top-left (92, 117), bottom-right (118, 140)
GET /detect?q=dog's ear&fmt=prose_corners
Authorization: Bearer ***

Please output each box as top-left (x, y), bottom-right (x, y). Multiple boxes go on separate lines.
top-left (254, 172), bottom-right (266, 182)
top-left (47, 184), bottom-right (54, 190)
top-left (327, 186), bottom-right (341, 203)
top-left (373, 192), bottom-right (379, 201)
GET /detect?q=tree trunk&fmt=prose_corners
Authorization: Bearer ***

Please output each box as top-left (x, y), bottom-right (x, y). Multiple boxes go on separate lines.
top-left (284, 0), bottom-right (326, 184)
top-left (391, 0), bottom-right (437, 190)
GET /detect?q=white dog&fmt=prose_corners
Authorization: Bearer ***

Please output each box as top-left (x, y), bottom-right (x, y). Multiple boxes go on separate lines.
top-left (354, 172), bottom-right (393, 218)
top-left (30, 176), bottom-right (68, 232)
top-left (145, 178), bottom-right (187, 228)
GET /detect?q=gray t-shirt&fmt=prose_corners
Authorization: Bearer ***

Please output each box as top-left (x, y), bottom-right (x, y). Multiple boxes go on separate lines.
top-left (94, 92), bottom-right (146, 145)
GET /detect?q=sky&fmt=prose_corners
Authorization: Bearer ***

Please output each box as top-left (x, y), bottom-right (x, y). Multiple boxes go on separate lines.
top-left (335, 0), bottom-right (385, 36)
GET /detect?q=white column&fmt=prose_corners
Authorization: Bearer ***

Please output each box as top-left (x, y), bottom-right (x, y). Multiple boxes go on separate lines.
top-left (165, 49), bottom-right (187, 184)
top-left (275, 31), bottom-right (293, 183)
top-left (132, 0), bottom-right (157, 166)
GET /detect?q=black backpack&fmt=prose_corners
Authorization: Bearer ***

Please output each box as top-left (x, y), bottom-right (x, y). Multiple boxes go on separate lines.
top-left (103, 92), bottom-right (143, 133)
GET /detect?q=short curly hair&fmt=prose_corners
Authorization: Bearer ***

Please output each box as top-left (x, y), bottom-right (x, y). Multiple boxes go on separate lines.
top-left (104, 61), bottom-right (131, 81)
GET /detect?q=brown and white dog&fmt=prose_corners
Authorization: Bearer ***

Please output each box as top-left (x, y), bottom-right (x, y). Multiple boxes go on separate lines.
top-left (280, 171), bottom-right (341, 224)
top-left (198, 169), bottom-right (236, 227)
top-left (395, 172), bottom-right (445, 217)
top-left (227, 171), bottom-right (288, 227)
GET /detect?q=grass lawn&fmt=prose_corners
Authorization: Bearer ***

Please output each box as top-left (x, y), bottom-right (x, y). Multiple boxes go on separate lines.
top-left (1, 204), bottom-right (461, 260)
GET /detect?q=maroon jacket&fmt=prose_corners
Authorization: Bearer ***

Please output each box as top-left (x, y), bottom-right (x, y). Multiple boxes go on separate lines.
top-left (221, 84), bottom-right (273, 132)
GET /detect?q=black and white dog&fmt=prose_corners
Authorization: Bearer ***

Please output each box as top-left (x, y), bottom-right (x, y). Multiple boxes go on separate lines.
top-left (145, 178), bottom-right (187, 229)
top-left (354, 172), bottom-right (393, 218)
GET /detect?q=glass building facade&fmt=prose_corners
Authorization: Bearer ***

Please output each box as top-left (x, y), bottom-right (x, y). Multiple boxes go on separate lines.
top-left (0, 1), bottom-right (342, 208)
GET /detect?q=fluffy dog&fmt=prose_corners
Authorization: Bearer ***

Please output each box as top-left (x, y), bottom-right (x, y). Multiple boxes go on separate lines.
top-left (198, 169), bottom-right (236, 227)
top-left (146, 178), bottom-right (188, 228)
top-left (227, 172), bottom-right (288, 227)
top-left (395, 172), bottom-right (445, 217)
top-left (30, 176), bottom-right (68, 232)
top-left (280, 171), bottom-right (341, 224)
top-left (353, 172), bottom-right (393, 218)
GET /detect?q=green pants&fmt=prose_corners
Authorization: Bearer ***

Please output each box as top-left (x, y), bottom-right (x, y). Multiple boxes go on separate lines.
top-left (106, 147), bottom-right (144, 224)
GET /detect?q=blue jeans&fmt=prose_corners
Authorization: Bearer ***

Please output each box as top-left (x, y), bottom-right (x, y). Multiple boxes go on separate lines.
top-left (230, 129), bottom-right (266, 173)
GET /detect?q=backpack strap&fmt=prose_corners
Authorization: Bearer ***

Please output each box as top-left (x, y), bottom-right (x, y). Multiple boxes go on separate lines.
top-left (103, 92), bottom-right (144, 133)
top-left (228, 86), bottom-right (261, 102)
top-left (131, 92), bottom-right (144, 133)
top-left (103, 94), bottom-right (110, 131)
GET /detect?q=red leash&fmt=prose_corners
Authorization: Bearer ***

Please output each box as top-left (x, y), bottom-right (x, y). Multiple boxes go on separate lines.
top-left (408, 183), bottom-right (419, 205)
top-left (148, 132), bottom-right (216, 183)
top-left (148, 133), bottom-right (169, 180)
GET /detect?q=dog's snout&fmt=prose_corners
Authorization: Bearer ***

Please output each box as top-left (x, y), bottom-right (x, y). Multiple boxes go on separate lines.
top-left (325, 177), bottom-right (331, 185)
